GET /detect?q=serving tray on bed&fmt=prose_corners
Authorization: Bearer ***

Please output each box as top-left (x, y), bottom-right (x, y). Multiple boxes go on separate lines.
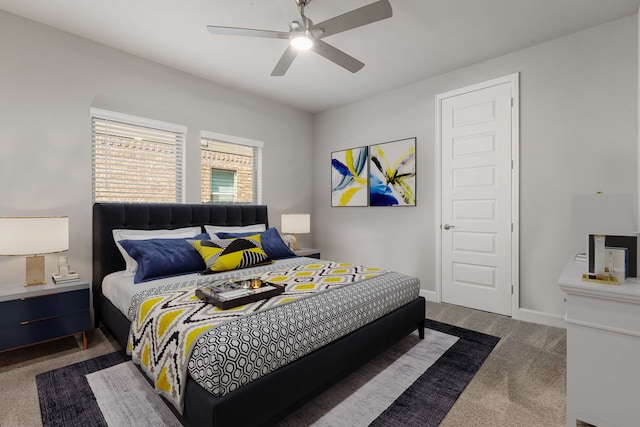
top-left (196, 277), bottom-right (285, 310)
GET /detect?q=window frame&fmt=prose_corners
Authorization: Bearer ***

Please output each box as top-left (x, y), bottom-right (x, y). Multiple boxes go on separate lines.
top-left (200, 130), bottom-right (264, 205)
top-left (91, 107), bottom-right (187, 203)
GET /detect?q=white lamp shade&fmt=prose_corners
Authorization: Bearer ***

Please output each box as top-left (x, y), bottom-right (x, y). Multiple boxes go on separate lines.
top-left (571, 193), bottom-right (634, 236)
top-left (281, 214), bottom-right (310, 234)
top-left (0, 216), bottom-right (69, 255)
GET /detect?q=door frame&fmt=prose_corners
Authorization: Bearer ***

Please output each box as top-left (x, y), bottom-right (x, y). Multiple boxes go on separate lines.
top-left (434, 73), bottom-right (520, 318)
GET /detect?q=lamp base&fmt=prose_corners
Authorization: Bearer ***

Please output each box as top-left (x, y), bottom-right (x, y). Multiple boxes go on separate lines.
top-left (25, 255), bottom-right (46, 286)
top-left (291, 233), bottom-right (300, 251)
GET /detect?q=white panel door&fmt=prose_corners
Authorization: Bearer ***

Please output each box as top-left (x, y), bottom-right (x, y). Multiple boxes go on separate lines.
top-left (440, 80), bottom-right (515, 316)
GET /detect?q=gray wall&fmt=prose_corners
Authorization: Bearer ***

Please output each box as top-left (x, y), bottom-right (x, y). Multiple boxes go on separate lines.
top-left (313, 16), bottom-right (638, 323)
top-left (0, 10), bottom-right (314, 283)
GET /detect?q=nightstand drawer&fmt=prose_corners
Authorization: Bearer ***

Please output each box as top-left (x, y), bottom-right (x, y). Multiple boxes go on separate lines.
top-left (0, 289), bottom-right (89, 328)
top-left (0, 310), bottom-right (90, 351)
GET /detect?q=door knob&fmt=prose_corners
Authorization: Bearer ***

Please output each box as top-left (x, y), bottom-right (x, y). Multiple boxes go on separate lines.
top-left (443, 224), bottom-right (455, 230)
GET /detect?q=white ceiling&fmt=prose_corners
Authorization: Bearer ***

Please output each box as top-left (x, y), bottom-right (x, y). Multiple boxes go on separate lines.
top-left (1, 0), bottom-right (639, 113)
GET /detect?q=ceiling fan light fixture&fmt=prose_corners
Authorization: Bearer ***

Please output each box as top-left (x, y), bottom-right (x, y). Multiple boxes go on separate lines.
top-left (207, 0), bottom-right (393, 75)
top-left (290, 33), bottom-right (313, 50)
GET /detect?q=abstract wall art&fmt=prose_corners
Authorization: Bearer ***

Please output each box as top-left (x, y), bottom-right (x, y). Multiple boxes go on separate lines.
top-left (331, 146), bottom-right (369, 207)
top-left (369, 137), bottom-right (416, 206)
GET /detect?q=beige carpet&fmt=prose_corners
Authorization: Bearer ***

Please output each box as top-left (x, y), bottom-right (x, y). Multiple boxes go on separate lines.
top-left (0, 329), bottom-right (121, 427)
top-left (0, 301), bottom-right (567, 427)
top-left (426, 302), bottom-right (566, 427)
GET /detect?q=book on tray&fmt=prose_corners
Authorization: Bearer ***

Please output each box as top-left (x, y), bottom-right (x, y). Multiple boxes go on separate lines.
top-left (196, 276), bottom-right (284, 309)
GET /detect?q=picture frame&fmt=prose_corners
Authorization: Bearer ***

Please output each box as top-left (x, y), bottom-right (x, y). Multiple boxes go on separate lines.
top-left (331, 146), bottom-right (369, 207)
top-left (369, 137), bottom-right (416, 206)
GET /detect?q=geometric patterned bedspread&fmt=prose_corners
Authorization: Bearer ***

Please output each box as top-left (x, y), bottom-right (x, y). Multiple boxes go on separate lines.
top-left (188, 269), bottom-right (420, 398)
top-left (127, 259), bottom-right (419, 413)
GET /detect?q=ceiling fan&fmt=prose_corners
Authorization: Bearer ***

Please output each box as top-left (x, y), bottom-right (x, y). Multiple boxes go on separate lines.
top-left (206, 0), bottom-right (393, 76)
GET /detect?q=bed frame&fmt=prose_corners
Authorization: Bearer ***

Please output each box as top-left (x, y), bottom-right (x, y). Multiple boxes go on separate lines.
top-left (92, 202), bottom-right (426, 427)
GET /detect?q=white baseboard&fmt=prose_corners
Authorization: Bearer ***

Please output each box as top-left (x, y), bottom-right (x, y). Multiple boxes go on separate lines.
top-left (516, 308), bottom-right (566, 329)
top-left (419, 289), bottom-right (437, 302)
top-left (419, 289), bottom-right (567, 329)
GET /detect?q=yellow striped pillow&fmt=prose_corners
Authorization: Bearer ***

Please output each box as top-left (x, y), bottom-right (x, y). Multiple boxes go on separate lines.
top-left (189, 234), bottom-right (272, 272)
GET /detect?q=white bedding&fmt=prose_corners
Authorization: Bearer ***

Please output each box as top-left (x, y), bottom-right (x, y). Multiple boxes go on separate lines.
top-left (102, 258), bottom-right (311, 317)
top-left (103, 270), bottom-right (200, 316)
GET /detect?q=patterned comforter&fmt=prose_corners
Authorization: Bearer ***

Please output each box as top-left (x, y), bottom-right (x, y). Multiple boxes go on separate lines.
top-left (127, 259), bottom-right (420, 413)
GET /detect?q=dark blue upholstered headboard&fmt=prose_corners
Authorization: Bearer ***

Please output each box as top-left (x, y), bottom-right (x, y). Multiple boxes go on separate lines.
top-left (91, 203), bottom-right (269, 301)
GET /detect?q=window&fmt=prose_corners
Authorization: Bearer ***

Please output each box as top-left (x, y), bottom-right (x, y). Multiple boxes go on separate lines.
top-left (210, 169), bottom-right (236, 202)
top-left (91, 108), bottom-right (186, 203)
top-left (200, 131), bottom-right (263, 204)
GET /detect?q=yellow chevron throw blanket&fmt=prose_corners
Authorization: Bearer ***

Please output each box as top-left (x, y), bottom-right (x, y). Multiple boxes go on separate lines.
top-left (127, 262), bottom-right (383, 412)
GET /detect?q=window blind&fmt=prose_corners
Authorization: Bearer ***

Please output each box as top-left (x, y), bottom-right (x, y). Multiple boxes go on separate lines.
top-left (91, 109), bottom-right (186, 203)
top-left (200, 134), bottom-right (263, 204)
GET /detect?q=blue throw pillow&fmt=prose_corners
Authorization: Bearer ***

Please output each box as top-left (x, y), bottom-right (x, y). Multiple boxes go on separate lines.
top-left (120, 233), bottom-right (209, 283)
top-left (215, 228), bottom-right (297, 260)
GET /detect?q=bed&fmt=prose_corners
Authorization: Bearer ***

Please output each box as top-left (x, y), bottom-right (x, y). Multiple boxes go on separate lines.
top-left (92, 202), bottom-right (426, 426)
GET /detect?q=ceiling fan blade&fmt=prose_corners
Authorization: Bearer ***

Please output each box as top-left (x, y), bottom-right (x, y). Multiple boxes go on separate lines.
top-left (312, 40), bottom-right (364, 73)
top-left (207, 25), bottom-right (289, 40)
top-left (310, 0), bottom-right (392, 39)
top-left (271, 46), bottom-right (299, 76)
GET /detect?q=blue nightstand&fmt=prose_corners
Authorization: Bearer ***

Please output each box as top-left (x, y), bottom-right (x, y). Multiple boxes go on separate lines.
top-left (294, 248), bottom-right (321, 259)
top-left (0, 279), bottom-right (90, 352)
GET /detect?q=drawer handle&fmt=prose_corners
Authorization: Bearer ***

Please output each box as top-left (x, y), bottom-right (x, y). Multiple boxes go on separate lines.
top-left (20, 315), bottom-right (59, 325)
top-left (19, 293), bottom-right (56, 301)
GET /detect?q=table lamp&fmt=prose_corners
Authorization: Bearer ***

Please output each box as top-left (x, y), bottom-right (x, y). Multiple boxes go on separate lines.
top-left (281, 213), bottom-right (310, 251)
top-left (0, 216), bottom-right (69, 286)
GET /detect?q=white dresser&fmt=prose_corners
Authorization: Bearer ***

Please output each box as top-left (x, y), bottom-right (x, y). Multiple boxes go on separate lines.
top-left (558, 261), bottom-right (640, 427)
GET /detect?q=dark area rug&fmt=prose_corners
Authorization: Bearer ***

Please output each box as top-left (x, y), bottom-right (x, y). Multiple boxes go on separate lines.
top-left (37, 319), bottom-right (499, 427)
top-left (371, 319), bottom-right (500, 426)
top-left (37, 350), bottom-right (129, 427)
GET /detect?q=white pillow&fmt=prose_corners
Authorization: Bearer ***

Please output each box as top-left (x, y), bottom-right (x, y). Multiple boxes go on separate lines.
top-left (204, 224), bottom-right (266, 235)
top-left (112, 227), bottom-right (202, 276)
